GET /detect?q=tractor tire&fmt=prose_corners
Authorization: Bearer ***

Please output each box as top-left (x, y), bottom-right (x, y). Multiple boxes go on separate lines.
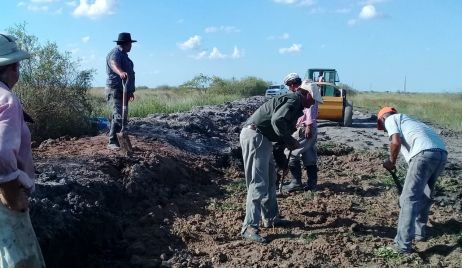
top-left (343, 100), bottom-right (353, 127)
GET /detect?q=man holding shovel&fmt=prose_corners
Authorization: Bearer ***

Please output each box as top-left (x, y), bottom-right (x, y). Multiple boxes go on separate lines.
top-left (239, 80), bottom-right (323, 243)
top-left (106, 32), bottom-right (136, 150)
top-left (377, 107), bottom-right (447, 254)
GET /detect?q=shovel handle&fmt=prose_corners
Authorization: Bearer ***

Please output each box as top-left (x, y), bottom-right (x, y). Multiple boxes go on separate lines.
top-left (385, 168), bottom-right (403, 195)
top-left (278, 150), bottom-right (292, 193)
top-left (121, 77), bottom-right (129, 130)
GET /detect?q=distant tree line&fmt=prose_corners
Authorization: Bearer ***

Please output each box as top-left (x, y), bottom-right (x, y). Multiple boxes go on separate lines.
top-left (6, 24), bottom-right (270, 141)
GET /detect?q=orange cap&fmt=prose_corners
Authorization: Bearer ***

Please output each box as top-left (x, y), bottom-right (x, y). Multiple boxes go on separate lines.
top-left (377, 106), bottom-right (397, 130)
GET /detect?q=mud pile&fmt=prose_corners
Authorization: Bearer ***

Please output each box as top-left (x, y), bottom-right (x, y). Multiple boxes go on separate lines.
top-left (32, 96), bottom-right (462, 267)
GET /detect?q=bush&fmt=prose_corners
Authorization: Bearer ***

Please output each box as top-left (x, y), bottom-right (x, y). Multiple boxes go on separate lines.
top-left (7, 23), bottom-right (96, 142)
top-left (208, 76), bottom-right (269, 96)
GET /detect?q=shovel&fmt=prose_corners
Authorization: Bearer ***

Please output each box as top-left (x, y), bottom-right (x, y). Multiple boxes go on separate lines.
top-left (385, 168), bottom-right (403, 195)
top-left (276, 150), bottom-right (292, 195)
top-left (117, 78), bottom-right (133, 155)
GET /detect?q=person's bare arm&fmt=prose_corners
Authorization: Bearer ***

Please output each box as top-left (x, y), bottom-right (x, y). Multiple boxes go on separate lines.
top-left (383, 134), bottom-right (401, 170)
top-left (0, 179), bottom-right (29, 212)
top-left (110, 60), bottom-right (128, 80)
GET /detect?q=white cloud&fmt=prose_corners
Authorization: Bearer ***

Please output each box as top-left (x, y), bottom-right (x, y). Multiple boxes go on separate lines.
top-left (359, 4), bottom-right (377, 20)
top-left (268, 33), bottom-right (290, 40)
top-left (231, 46), bottom-right (242, 59)
top-left (279, 44), bottom-right (302, 54)
top-left (209, 47), bottom-right (226, 59)
top-left (205, 26), bottom-right (240, 33)
top-left (73, 0), bottom-right (115, 18)
top-left (66, 1), bottom-right (77, 7)
top-left (273, 0), bottom-right (315, 6)
top-left (191, 46), bottom-right (243, 60)
top-left (81, 36), bottom-right (90, 43)
top-left (178, 35), bottom-right (202, 50)
top-left (273, 0), bottom-right (298, 4)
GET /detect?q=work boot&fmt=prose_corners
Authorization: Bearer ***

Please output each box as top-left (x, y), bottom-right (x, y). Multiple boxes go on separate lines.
top-left (107, 137), bottom-right (120, 150)
top-left (241, 226), bottom-right (267, 243)
top-left (285, 163), bottom-right (303, 192)
top-left (304, 165), bottom-right (318, 191)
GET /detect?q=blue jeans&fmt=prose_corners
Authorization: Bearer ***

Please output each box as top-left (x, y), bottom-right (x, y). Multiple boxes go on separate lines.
top-left (394, 149), bottom-right (447, 252)
top-left (240, 127), bottom-right (279, 233)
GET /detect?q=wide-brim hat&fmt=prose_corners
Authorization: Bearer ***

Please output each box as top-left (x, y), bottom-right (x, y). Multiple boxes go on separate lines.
top-left (114, 32), bottom-right (137, 43)
top-left (0, 34), bottom-right (31, 67)
top-left (300, 80), bottom-right (323, 104)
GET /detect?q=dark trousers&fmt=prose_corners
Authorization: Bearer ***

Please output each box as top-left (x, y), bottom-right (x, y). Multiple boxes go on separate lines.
top-left (107, 90), bottom-right (123, 144)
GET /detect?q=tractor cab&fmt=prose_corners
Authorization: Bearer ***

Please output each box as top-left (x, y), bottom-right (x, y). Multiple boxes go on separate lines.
top-left (304, 68), bottom-right (353, 127)
top-left (305, 68), bottom-right (340, 84)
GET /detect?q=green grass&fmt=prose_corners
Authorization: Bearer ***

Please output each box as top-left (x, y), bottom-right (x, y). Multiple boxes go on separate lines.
top-left (374, 246), bottom-right (407, 262)
top-left (436, 175), bottom-right (461, 193)
top-left (224, 180), bottom-right (246, 196)
top-left (302, 190), bottom-right (318, 201)
top-left (299, 232), bottom-right (316, 243)
top-left (89, 88), bottom-right (243, 118)
top-left (208, 198), bottom-right (242, 211)
top-left (351, 92), bottom-right (462, 131)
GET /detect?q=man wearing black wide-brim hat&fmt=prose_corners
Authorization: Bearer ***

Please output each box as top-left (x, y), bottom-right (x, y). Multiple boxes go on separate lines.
top-left (106, 32), bottom-right (137, 149)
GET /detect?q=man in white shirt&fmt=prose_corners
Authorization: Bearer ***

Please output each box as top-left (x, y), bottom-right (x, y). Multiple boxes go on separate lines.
top-left (377, 107), bottom-right (447, 254)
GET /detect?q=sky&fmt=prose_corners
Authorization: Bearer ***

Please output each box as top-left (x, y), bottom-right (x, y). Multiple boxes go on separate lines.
top-left (2, 0), bottom-right (461, 92)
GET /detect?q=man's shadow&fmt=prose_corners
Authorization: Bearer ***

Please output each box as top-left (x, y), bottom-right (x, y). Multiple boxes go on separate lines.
top-left (419, 219), bottom-right (462, 259)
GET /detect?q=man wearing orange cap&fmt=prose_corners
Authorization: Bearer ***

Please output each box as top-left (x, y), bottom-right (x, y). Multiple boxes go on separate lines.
top-left (377, 107), bottom-right (447, 254)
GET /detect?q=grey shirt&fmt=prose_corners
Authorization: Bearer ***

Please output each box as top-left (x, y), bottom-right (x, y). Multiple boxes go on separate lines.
top-left (106, 46), bottom-right (135, 96)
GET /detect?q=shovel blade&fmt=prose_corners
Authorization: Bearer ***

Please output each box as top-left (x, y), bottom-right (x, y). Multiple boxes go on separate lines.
top-left (117, 131), bottom-right (133, 155)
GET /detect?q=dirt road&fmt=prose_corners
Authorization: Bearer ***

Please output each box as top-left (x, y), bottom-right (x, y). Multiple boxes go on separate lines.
top-left (32, 96), bottom-right (462, 267)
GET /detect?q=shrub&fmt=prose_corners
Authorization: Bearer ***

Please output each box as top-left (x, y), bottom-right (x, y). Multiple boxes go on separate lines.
top-left (7, 23), bottom-right (96, 142)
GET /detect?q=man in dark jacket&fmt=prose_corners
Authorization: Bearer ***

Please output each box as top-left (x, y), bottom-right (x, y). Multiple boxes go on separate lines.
top-left (240, 84), bottom-right (323, 243)
top-left (106, 32), bottom-right (136, 149)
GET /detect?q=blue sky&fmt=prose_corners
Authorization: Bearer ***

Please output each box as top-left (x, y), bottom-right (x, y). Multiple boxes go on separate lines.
top-left (2, 0), bottom-right (461, 92)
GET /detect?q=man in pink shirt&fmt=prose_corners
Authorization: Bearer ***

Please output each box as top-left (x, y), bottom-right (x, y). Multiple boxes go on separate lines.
top-left (282, 75), bottom-right (322, 192)
top-left (0, 34), bottom-right (45, 267)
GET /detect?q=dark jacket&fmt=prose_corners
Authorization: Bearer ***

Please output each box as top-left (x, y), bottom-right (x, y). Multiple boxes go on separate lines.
top-left (246, 92), bottom-right (304, 148)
